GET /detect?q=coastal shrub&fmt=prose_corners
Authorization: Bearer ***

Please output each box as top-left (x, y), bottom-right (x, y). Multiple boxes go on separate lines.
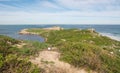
top-left (59, 42), bottom-right (102, 68)
top-left (20, 41), bottom-right (48, 56)
top-left (0, 35), bottom-right (19, 44)
top-left (5, 40), bottom-right (48, 56)
top-left (100, 53), bottom-right (120, 73)
top-left (59, 42), bottom-right (120, 73)
top-left (27, 28), bottom-right (120, 73)
top-left (0, 54), bottom-right (41, 73)
top-left (0, 35), bottom-right (44, 73)
top-left (0, 54), bottom-right (4, 68)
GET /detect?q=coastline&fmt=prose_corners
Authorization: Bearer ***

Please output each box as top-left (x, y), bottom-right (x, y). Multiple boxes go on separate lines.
top-left (19, 26), bottom-right (64, 42)
top-left (19, 27), bottom-right (120, 42)
top-left (100, 32), bottom-right (120, 41)
top-left (19, 29), bottom-right (39, 35)
top-left (19, 26), bottom-right (63, 35)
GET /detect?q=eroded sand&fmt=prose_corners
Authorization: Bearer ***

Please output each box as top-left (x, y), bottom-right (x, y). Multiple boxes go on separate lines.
top-left (30, 50), bottom-right (90, 73)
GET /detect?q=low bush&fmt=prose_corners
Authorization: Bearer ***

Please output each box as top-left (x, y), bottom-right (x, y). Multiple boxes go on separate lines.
top-left (0, 35), bottom-right (44, 73)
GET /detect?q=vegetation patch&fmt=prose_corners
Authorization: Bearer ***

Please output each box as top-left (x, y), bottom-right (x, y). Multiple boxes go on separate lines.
top-left (0, 35), bottom-right (45, 73)
top-left (27, 27), bottom-right (120, 73)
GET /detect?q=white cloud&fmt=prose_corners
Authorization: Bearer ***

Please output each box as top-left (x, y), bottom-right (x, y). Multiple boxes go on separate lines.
top-left (41, 1), bottom-right (62, 9)
top-left (0, 11), bottom-right (120, 24)
top-left (0, 0), bottom-right (120, 24)
top-left (1, 10), bottom-right (120, 17)
top-left (55, 0), bottom-right (120, 10)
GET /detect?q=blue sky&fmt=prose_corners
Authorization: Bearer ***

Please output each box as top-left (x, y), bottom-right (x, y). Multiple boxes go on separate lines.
top-left (0, 0), bottom-right (120, 24)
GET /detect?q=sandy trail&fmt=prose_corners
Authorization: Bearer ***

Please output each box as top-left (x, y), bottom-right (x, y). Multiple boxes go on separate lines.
top-left (30, 50), bottom-right (89, 73)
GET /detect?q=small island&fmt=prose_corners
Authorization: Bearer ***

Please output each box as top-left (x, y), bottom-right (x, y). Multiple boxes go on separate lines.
top-left (19, 26), bottom-right (64, 35)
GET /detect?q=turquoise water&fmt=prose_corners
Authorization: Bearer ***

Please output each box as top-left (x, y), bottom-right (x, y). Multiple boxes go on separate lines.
top-left (0, 25), bottom-right (120, 41)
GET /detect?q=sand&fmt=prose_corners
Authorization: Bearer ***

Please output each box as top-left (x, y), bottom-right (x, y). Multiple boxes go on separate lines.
top-left (30, 50), bottom-right (91, 73)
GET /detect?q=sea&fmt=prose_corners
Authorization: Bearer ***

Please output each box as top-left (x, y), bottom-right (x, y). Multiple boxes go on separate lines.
top-left (0, 25), bottom-right (120, 42)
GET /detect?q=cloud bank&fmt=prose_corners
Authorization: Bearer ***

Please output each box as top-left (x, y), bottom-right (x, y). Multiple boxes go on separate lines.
top-left (0, 0), bottom-right (120, 24)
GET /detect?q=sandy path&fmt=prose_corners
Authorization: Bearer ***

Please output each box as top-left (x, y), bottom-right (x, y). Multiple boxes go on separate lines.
top-left (30, 50), bottom-right (89, 73)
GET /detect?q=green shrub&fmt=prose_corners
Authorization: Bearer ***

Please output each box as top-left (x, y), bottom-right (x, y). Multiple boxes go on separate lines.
top-left (0, 35), bottom-right (44, 73)
top-left (23, 28), bottom-right (120, 73)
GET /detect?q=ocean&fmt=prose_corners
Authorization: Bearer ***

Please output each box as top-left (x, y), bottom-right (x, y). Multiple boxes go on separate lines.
top-left (0, 25), bottom-right (120, 42)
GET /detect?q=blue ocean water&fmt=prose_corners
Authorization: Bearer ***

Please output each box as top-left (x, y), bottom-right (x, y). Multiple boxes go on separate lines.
top-left (0, 25), bottom-right (120, 42)
top-left (0, 25), bottom-right (45, 42)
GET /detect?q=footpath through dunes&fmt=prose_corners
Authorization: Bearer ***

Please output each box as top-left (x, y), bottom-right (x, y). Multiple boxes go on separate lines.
top-left (30, 50), bottom-right (91, 73)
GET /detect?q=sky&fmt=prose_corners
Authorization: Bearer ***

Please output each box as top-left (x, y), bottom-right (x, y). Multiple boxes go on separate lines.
top-left (0, 0), bottom-right (120, 24)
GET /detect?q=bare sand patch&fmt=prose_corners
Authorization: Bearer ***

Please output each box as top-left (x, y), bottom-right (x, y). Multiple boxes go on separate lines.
top-left (30, 50), bottom-right (93, 73)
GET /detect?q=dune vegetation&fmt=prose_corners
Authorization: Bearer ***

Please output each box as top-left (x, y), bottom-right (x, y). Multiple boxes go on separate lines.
top-left (0, 27), bottom-right (120, 73)
top-left (0, 35), bottom-right (48, 73)
top-left (26, 27), bottom-right (120, 73)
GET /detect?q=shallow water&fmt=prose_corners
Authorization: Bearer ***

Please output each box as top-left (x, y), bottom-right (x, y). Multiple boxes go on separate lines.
top-left (0, 25), bottom-right (45, 42)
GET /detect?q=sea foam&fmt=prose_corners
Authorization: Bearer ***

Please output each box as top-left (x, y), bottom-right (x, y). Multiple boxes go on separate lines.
top-left (100, 32), bottom-right (120, 41)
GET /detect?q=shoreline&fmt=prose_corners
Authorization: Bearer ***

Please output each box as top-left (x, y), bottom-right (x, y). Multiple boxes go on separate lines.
top-left (19, 26), bottom-right (64, 42)
top-left (19, 26), bottom-right (63, 35)
top-left (100, 32), bottom-right (120, 41)
top-left (19, 27), bottom-right (120, 42)
top-left (19, 29), bottom-right (39, 35)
